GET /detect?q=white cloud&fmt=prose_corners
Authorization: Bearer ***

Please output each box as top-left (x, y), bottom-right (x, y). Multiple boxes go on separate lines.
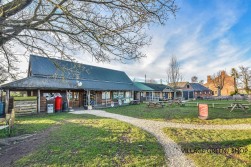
top-left (10, 0), bottom-right (251, 85)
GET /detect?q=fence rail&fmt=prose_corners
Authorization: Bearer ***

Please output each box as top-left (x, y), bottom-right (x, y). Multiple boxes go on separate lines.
top-left (185, 101), bottom-right (251, 108)
top-left (14, 100), bottom-right (37, 115)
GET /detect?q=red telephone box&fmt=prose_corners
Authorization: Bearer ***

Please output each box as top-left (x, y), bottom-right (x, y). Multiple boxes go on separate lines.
top-left (55, 96), bottom-right (62, 112)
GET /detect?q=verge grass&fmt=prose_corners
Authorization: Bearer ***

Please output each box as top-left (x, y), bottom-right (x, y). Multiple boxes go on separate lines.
top-left (105, 103), bottom-right (251, 125)
top-left (163, 128), bottom-right (251, 167)
top-left (0, 113), bottom-right (166, 166)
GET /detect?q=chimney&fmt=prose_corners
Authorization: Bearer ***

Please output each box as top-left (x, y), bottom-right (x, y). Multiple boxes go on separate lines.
top-left (221, 70), bottom-right (226, 77)
top-left (207, 75), bottom-right (211, 82)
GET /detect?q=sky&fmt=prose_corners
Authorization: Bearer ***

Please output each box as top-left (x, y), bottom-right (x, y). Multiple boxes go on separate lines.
top-left (17, 0), bottom-right (251, 84)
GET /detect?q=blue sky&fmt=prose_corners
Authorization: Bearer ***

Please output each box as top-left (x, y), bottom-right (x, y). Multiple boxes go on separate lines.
top-left (75, 0), bottom-right (251, 83)
top-left (18, 0), bottom-right (251, 83)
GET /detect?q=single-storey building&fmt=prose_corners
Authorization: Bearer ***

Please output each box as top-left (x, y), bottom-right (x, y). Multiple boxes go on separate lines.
top-left (168, 82), bottom-right (194, 100)
top-left (0, 55), bottom-right (139, 113)
top-left (134, 82), bottom-right (174, 101)
top-left (190, 83), bottom-right (212, 99)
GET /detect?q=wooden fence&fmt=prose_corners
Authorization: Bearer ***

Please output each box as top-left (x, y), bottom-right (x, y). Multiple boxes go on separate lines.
top-left (185, 102), bottom-right (251, 109)
top-left (14, 100), bottom-right (37, 115)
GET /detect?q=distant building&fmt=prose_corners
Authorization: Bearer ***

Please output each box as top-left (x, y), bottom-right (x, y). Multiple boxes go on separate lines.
top-left (204, 71), bottom-right (235, 96)
top-left (168, 82), bottom-right (194, 100)
top-left (190, 83), bottom-right (212, 99)
top-left (133, 82), bottom-right (174, 101)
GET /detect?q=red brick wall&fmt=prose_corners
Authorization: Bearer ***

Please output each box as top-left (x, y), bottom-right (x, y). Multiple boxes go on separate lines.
top-left (204, 71), bottom-right (235, 96)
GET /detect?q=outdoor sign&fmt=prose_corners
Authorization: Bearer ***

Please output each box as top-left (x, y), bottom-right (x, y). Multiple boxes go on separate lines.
top-left (111, 101), bottom-right (114, 107)
top-left (198, 104), bottom-right (208, 120)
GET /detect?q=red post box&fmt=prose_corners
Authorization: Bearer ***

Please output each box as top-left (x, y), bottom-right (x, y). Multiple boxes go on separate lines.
top-left (55, 96), bottom-right (62, 112)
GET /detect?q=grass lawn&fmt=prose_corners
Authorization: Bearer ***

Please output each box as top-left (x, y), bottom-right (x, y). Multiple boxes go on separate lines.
top-left (163, 128), bottom-right (251, 167)
top-left (1, 113), bottom-right (166, 166)
top-left (105, 102), bottom-right (251, 124)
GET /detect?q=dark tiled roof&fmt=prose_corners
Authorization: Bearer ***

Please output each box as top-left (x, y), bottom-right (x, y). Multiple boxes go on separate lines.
top-left (190, 83), bottom-right (211, 91)
top-left (1, 76), bottom-right (138, 91)
top-left (30, 55), bottom-right (132, 83)
top-left (1, 55), bottom-right (138, 91)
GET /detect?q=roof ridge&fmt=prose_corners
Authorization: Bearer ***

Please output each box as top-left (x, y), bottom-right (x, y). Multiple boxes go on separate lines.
top-left (30, 54), bottom-right (126, 73)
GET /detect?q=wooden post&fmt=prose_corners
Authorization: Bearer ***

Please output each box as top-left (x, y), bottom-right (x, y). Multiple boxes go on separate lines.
top-left (105, 91), bottom-right (107, 107)
top-left (87, 90), bottom-right (90, 106)
top-left (37, 89), bottom-right (40, 113)
top-left (152, 91), bottom-right (154, 101)
top-left (66, 90), bottom-right (69, 108)
top-left (5, 89), bottom-right (9, 114)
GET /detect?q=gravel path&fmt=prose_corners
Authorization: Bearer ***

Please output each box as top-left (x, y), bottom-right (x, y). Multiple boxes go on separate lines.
top-left (70, 110), bottom-right (251, 167)
top-left (71, 110), bottom-right (196, 167)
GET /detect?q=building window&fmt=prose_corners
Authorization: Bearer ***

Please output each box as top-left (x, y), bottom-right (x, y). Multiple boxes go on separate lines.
top-left (125, 91), bottom-right (131, 98)
top-left (187, 85), bottom-right (190, 89)
top-left (102, 92), bottom-right (110, 99)
top-left (69, 92), bottom-right (79, 100)
top-left (155, 92), bottom-right (160, 97)
top-left (205, 92), bottom-right (207, 94)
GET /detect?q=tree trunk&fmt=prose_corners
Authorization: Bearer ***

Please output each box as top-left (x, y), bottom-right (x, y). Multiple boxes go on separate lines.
top-left (218, 87), bottom-right (221, 96)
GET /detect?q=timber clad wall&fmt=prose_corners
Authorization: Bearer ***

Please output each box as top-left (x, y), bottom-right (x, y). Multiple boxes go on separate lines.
top-left (14, 100), bottom-right (37, 114)
top-left (204, 71), bottom-right (235, 96)
top-left (40, 97), bottom-right (46, 112)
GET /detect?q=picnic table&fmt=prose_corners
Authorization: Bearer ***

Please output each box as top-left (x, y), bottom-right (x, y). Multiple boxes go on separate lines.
top-left (129, 100), bottom-right (140, 105)
top-left (166, 99), bottom-right (186, 106)
top-left (147, 101), bottom-right (164, 108)
top-left (229, 103), bottom-right (248, 113)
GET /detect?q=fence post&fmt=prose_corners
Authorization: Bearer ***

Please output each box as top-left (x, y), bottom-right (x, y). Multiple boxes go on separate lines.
top-left (212, 103), bottom-right (214, 108)
top-left (197, 102), bottom-right (198, 106)
top-left (37, 89), bottom-right (40, 113)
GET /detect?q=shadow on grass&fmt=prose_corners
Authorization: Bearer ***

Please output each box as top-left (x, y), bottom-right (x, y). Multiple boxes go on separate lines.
top-left (14, 119), bottom-right (166, 167)
top-left (0, 112), bottom-right (109, 139)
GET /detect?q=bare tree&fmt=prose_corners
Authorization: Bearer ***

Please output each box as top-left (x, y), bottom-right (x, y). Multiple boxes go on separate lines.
top-left (167, 55), bottom-right (182, 98)
top-left (199, 80), bottom-right (204, 84)
top-left (230, 67), bottom-right (239, 94)
top-left (0, 0), bottom-right (178, 80)
top-left (239, 66), bottom-right (251, 94)
top-left (191, 76), bottom-right (198, 83)
top-left (211, 70), bottom-right (226, 96)
top-left (147, 78), bottom-right (157, 84)
top-left (0, 66), bottom-right (8, 84)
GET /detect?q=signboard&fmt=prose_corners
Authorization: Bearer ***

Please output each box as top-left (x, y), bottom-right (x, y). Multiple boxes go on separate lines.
top-left (111, 101), bottom-right (114, 107)
top-left (198, 104), bottom-right (208, 120)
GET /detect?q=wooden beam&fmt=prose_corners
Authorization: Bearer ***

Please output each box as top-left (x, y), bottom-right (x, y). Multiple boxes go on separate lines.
top-left (37, 89), bottom-right (40, 113)
top-left (5, 89), bottom-right (9, 114)
top-left (87, 90), bottom-right (90, 106)
top-left (66, 90), bottom-right (69, 109)
top-left (105, 91), bottom-right (107, 107)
